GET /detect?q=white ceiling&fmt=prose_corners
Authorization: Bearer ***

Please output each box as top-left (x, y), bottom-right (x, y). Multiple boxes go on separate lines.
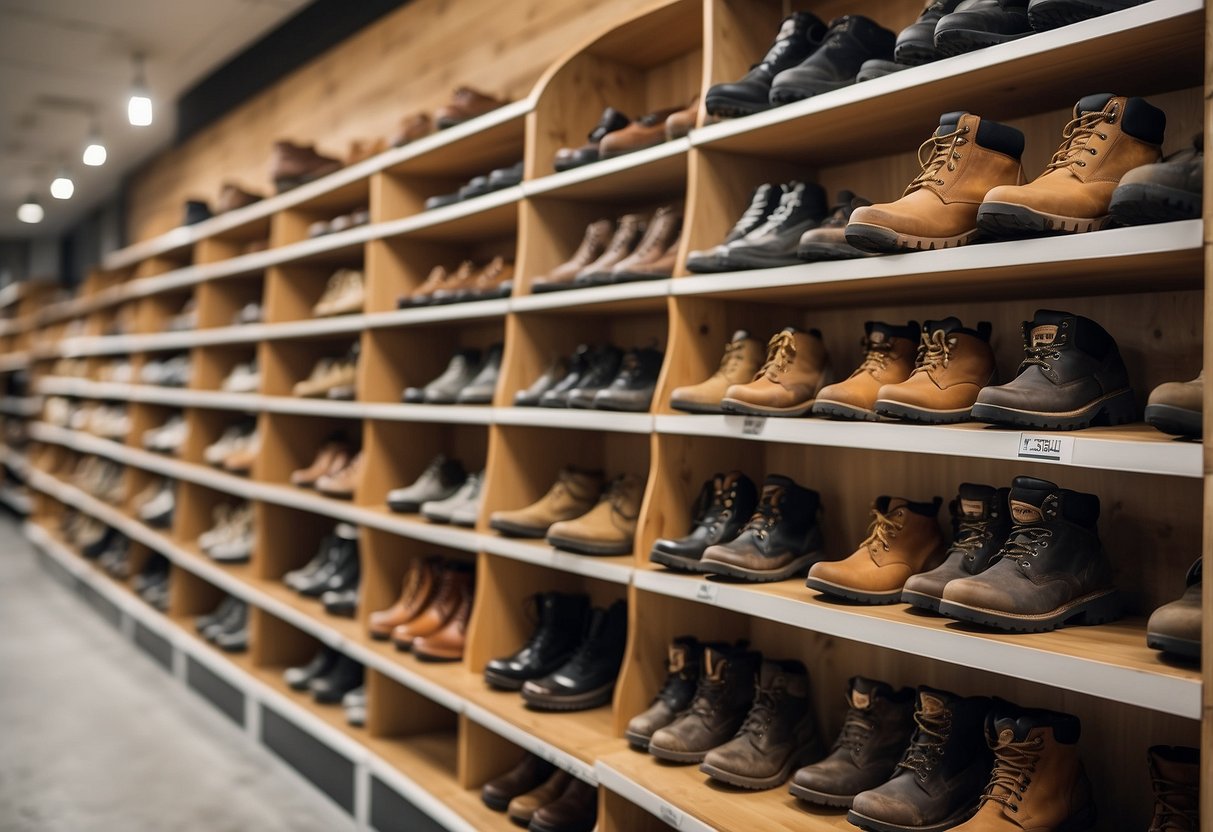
top-left (0, 0), bottom-right (313, 238)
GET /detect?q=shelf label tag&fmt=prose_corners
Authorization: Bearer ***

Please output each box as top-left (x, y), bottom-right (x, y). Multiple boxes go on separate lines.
top-left (1017, 434), bottom-right (1075, 463)
top-left (741, 415), bottom-right (767, 436)
top-left (695, 582), bottom-right (719, 604)
top-left (659, 804), bottom-right (684, 827)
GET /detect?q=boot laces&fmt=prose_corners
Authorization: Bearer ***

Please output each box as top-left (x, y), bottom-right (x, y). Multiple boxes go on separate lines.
top-left (655, 659), bottom-right (696, 708)
top-left (979, 736), bottom-right (1041, 814)
top-left (733, 192), bottom-right (774, 234)
top-left (1019, 330), bottom-right (1068, 372)
top-left (952, 518), bottom-right (992, 564)
top-left (897, 709), bottom-right (951, 779)
top-left (1046, 105), bottom-right (1116, 171)
top-left (703, 477), bottom-right (736, 538)
top-left (605, 476), bottom-right (640, 520)
top-left (714, 339), bottom-right (746, 378)
top-left (1151, 774), bottom-right (1198, 830)
top-left (742, 487), bottom-right (784, 540)
top-left (832, 705), bottom-right (874, 753)
top-left (762, 192), bottom-right (803, 230)
top-left (907, 125), bottom-right (969, 193)
top-left (738, 682), bottom-right (780, 738)
top-left (757, 330), bottom-right (797, 381)
top-left (857, 337), bottom-right (894, 375)
top-left (862, 508), bottom-right (903, 553)
top-left (1002, 525), bottom-right (1054, 568)
top-left (912, 329), bottom-right (955, 375)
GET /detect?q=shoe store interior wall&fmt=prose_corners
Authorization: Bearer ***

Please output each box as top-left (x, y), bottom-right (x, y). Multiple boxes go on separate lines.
top-left (0, 0), bottom-right (1209, 830)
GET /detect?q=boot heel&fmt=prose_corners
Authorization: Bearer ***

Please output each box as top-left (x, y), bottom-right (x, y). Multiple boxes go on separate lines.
top-left (1068, 591), bottom-right (1122, 626)
top-left (1095, 389), bottom-right (1137, 426)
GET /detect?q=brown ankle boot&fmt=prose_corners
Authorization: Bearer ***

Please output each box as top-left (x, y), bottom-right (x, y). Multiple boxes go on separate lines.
top-left (670, 330), bottom-right (764, 414)
top-left (412, 580), bottom-right (472, 661)
top-left (721, 327), bottom-right (832, 417)
top-left (391, 563), bottom-right (473, 650)
top-left (807, 496), bottom-right (945, 604)
top-left (489, 468), bottom-right (603, 538)
top-left (846, 112), bottom-right (1024, 252)
top-left (979, 94), bottom-right (1165, 236)
top-left (1147, 745), bottom-right (1200, 832)
top-left (951, 706), bottom-right (1096, 832)
top-left (812, 321), bottom-right (919, 421)
top-left (874, 317), bottom-right (996, 423)
top-left (368, 556), bottom-right (441, 639)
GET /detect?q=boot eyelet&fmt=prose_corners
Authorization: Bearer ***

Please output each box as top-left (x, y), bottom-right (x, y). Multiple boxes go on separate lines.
top-left (1077, 161), bottom-right (1086, 167)
top-left (1088, 148), bottom-right (1097, 155)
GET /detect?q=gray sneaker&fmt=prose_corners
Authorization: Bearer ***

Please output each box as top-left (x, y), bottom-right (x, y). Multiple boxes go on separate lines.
top-left (422, 471), bottom-right (483, 524)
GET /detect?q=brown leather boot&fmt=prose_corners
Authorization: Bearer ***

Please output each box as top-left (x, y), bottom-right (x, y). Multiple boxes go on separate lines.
top-left (721, 327), bottom-right (833, 416)
top-left (480, 753), bottom-right (556, 812)
top-left (951, 706), bottom-right (1096, 832)
top-left (545, 474), bottom-right (644, 556)
top-left (465, 257), bottom-right (515, 300)
top-left (489, 468), bottom-right (603, 538)
top-left (1147, 745), bottom-right (1200, 832)
top-left (573, 214), bottom-right (646, 287)
top-left (435, 87), bottom-right (508, 129)
top-left (270, 141), bottom-right (343, 192)
top-left (531, 220), bottom-right (612, 293)
top-left (391, 563), bottom-right (473, 650)
top-left (807, 496), bottom-right (945, 604)
top-left (390, 112), bottom-right (434, 146)
top-left (1146, 558), bottom-right (1202, 660)
top-left (216, 183), bottom-right (262, 213)
top-left (527, 777), bottom-right (597, 832)
top-left (599, 106), bottom-right (683, 158)
top-left (608, 204), bottom-right (683, 282)
top-left (290, 441), bottom-right (351, 488)
top-left (346, 137), bottom-right (387, 165)
top-left (812, 321), bottom-right (919, 421)
top-left (979, 94), bottom-right (1166, 236)
top-left (506, 769), bottom-right (572, 826)
top-left (874, 317), bottom-right (996, 423)
top-left (316, 451), bottom-right (363, 499)
top-left (368, 556), bottom-right (441, 639)
top-left (670, 330), bottom-right (764, 414)
top-left (625, 636), bottom-right (701, 749)
top-left (665, 97), bottom-right (700, 140)
top-left (412, 579), bottom-right (472, 661)
top-left (846, 112), bottom-right (1025, 252)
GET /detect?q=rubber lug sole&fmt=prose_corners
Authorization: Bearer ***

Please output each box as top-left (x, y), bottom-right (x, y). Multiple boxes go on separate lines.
top-left (624, 730), bottom-right (653, 749)
top-left (545, 535), bottom-right (632, 556)
top-left (900, 588), bottom-right (944, 612)
top-left (970, 388), bottom-right (1136, 430)
top-left (1109, 184), bottom-right (1201, 226)
top-left (977, 202), bottom-right (1109, 237)
top-left (700, 746), bottom-right (816, 790)
top-left (1028, 0), bottom-right (1147, 30)
top-left (720, 397), bottom-right (816, 417)
top-left (933, 28), bottom-right (1031, 58)
top-left (669, 399), bottom-right (725, 414)
top-left (874, 399), bottom-right (975, 424)
top-left (893, 41), bottom-right (941, 66)
top-left (845, 222), bottom-right (979, 253)
top-left (811, 400), bottom-right (880, 421)
top-left (788, 782), bottom-right (857, 808)
top-left (1145, 632), bottom-right (1201, 660)
top-left (521, 680), bottom-right (615, 711)
top-left (700, 550), bottom-right (821, 583)
top-left (804, 576), bottom-right (905, 605)
top-left (937, 589), bottom-right (1122, 633)
top-left (649, 549), bottom-right (710, 573)
top-left (1144, 403), bottom-right (1202, 439)
top-left (488, 519), bottom-right (549, 538)
top-left (482, 669), bottom-right (527, 691)
top-left (704, 93), bottom-right (774, 119)
top-left (847, 802), bottom-right (978, 832)
top-left (796, 241), bottom-right (874, 261)
top-left (647, 743), bottom-right (710, 763)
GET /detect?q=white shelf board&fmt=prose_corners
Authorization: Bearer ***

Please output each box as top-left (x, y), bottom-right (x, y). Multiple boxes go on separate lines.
top-left (521, 138), bottom-right (690, 198)
top-left (479, 535), bottom-right (634, 584)
top-left (654, 415), bottom-right (1202, 478)
top-left (376, 186), bottom-right (521, 240)
top-left (462, 701), bottom-right (598, 785)
top-left (511, 279), bottom-right (671, 313)
top-left (595, 761), bottom-right (717, 832)
top-left (493, 407), bottom-right (654, 433)
top-left (365, 298), bottom-right (510, 329)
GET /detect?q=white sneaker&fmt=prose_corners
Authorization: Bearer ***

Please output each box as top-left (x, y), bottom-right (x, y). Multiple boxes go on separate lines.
top-left (421, 471), bottom-right (482, 525)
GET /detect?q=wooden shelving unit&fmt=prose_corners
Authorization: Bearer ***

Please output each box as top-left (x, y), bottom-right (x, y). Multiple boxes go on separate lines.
top-left (10, 0), bottom-right (1210, 829)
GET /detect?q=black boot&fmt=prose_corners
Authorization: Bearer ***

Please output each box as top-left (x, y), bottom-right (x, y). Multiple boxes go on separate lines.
top-left (720, 182), bottom-right (830, 270)
top-left (934, 0), bottom-right (1032, 56)
top-left (624, 636), bottom-right (702, 749)
top-left (685, 184), bottom-right (784, 273)
top-left (700, 475), bottom-right (824, 582)
top-left (705, 12), bottom-right (827, 117)
top-left (971, 310), bottom-right (1134, 429)
top-left (894, 0), bottom-right (965, 65)
top-left (651, 472), bottom-right (759, 572)
top-left (521, 600), bottom-right (627, 711)
top-left (770, 16), bottom-right (896, 104)
top-left (309, 654), bottom-right (364, 704)
top-left (484, 592), bottom-right (590, 690)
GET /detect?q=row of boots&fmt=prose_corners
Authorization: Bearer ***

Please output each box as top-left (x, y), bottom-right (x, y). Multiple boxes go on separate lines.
top-left (367, 556), bottom-right (474, 661)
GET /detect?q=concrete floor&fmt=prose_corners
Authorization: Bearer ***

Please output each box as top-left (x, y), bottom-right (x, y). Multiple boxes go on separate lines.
top-left (0, 518), bottom-right (354, 832)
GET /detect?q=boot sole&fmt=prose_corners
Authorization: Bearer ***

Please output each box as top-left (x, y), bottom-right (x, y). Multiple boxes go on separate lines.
top-left (873, 399), bottom-right (975, 424)
top-left (788, 782), bottom-right (858, 808)
top-left (720, 249), bottom-right (802, 270)
top-left (413, 648), bottom-right (462, 662)
top-left (700, 550), bottom-right (822, 583)
top-left (970, 388), bottom-right (1136, 430)
top-left (669, 399), bottom-right (725, 414)
top-left (937, 588), bottom-right (1122, 633)
top-left (899, 588), bottom-right (944, 612)
top-left (482, 669), bottom-right (526, 690)
top-left (480, 792), bottom-right (512, 812)
top-left (1109, 183), bottom-right (1201, 226)
top-left (847, 803), bottom-right (978, 832)
top-left (700, 746), bottom-right (817, 790)
top-left (1145, 632), bottom-right (1201, 660)
top-left (720, 397), bottom-right (816, 417)
top-left (704, 93), bottom-right (774, 119)
top-left (623, 729), bottom-right (653, 749)
top-left (769, 77), bottom-right (855, 105)
top-left (811, 400), bottom-right (880, 422)
top-left (796, 241), bottom-right (874, 261)
top-left (1144, 403), bottom-right (1202, 439)
top-left (647, 743), bottom-right (710, 763)
top-left (488, 518), bottom-right (550, 538)
top-left (649, 549), bottom-right (711, 573)
top-left (845, 222), bottom-right (979, 253)
top-left (977, 202), bottom-right (1109, 236)
top-left (893, 41), bottom-right (941, 66)
top-left (521, 680), bottom-right (614, 711)
top-left (1028, 0), bottom-right (1146, 30)
top-left (545, 535), bottom-right (632, 556)
top-left (804, 576), bottom-right (906, 605)
top-left (933, 28), bottom-right (1031, 58)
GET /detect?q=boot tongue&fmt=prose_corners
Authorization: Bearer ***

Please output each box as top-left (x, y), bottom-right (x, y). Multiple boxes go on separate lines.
top-left (865, 321), bottom-right (895, 345)
top-left (957, 483), bottom-right (996, 519)
top-left (936, 112), bottom-right (967, 136)
top-left (992, 714), bottom-right (1038, 744)
top-left (703, 646), bottom-right (731, 681)
top-left (1076, 93), bottom-right (1115, 116)
top-left (916, 686), bottom-right (955, 718)
top-left (764, 474), bottom-right (796, 492)
top-left (1009, 477), bottom-right (1058, 525)
top-left (668, 641), bottom-right (692, 673)
top-left (879, 496), bottom-right (909, 514)
top-left (849, 676), bottom-right (894, 710)
top-left (729, 329), bottom-right (750, 344)
top-left (924, 316), bottom-right (963, 335)
top-left (1026, 309), bottom-right (1071, 348)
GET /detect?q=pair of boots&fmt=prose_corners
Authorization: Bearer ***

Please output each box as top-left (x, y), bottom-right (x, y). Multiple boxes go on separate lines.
top-left (367, 557), bottom-right (474, 661)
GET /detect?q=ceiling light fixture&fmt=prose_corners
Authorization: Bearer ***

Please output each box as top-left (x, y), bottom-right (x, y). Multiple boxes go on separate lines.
top-left (83, 120), bottom-right (107, 166)
top-left (17, 194), bottom-right (44, 224)
top-left (127, 53), bottom-right (153, 127)
top-left (50, 168), bottom-right (75, 200)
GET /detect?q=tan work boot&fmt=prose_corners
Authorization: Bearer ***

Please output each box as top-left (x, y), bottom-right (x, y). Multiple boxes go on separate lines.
top-left (313, 268), bottom-right (365, 317)
top-left (979, 94), bottom-right (1165, 236)
top-left (1146, 371), bottom-right (1203, 439)
top-left (669, 329), bottom-right (764, 414)
top-left (291, 441), bottom-right (352, 488)
top-left (806, 496), bottom-right (945, 604)
top-left (951, 706), bottom-right (1096, 832)
top-left (846, 112), bottom-right (1024, 252)
top-left (812, 321), bottom-right (919, 421)
top-left (316, 451), bottom-right (363, 499)
top-left (1147, 745), bottom-right (1200, 832)
top-left (1146, 558), bottom-right (1202, 660)
top-left (721, 327), bottom-right (832, 417)
top-left (874, 317), bottom-right (995, 423)
top-left (367, 556), bottom-right (441, 639)
top-left (545, 473), bottom-right (644, 555)
top-left (489, 468), bottom-right (604, 538)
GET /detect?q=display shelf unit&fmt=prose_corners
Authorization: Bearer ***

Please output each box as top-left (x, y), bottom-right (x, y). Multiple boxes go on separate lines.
top-left (11, 0), bottom-right (1211, 829)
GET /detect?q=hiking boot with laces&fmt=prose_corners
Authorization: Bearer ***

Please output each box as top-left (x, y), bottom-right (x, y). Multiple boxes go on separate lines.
top-left (484, 591), bottom-right (590, 690)
top-left (686, 185), bottom-right (784, 273)
top-left (720, 181), bottom-right (829, 269)
top-left (532, 220), bottom-right (612, 293)
top-left (1146, 745), bottom-right (1200, 832)
top-left (1146, 558), bottom-right (1202, 660)
top-left (770, 16), bottom-right (896, 104)
top-left (721, 327), bottom-right (833, 416)
top-left (573, 214), bottom-right (646, 286)
top-left (933, 0), bottom-right (1032, 57)
top-left (1028, 0), bottom-right (1151, 32)
top-left (790, 677), bottom-right (916, 808)
top-left (847, 113), bottom-right (1025, 252)
top-left (705, 13), bottom-right (827, 117)
top-left (670, 329), bottom-right (765, 413)
top-left (546, 473), bottom-right (644, 555)
top-left (387, 454), bottom-right (468, 513)
top-left (490, 467), bottom-right (603, 538)
top-left (1110, 132), bottom-right (1202, 226)
top-left (700, 474), bottom-right (824, 581)
top-left (648, 643), bottom-right (762, 762)
top-left (979, 94), bottom-right (1165, 237)
top-left (813, 321), bottom-right (919, 420)
top-left (608, 204), bottom-right (683, 283)
top-left (971, 310), bottom-right (1134, 430)
top-left (540, 344), bottom-right (596, 407)
top-left (903, 484), bottom-right (1012, 612)
top-left (701, 659), bottom-right (824, 790)
top-left (797, 190), bottom-right (879, 261)
top-left (939, 476), bottom-right (1121, 632)
top-left (807, 496), bottom-right (946, 604)
top-left (894, 0), bottom-right (965, 65)
top-left (875, 318), bottom-right (996, 423)
top-left (593, 346), bottom-right (665, 411)
top-left (651, 471), bottom-right (759, 571)
top-left (521, 599), bottom-right (627, 711)
top-left (625, 636), bottom-right (702, 748)
top-left (848, 687), bottom-right (993, 832)
top-left (951, 706), bottom-right (1095, 831)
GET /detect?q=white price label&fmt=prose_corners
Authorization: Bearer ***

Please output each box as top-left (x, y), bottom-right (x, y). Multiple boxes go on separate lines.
top-left (1017, 434), bottom-right (1075, 463)
top-left (694, 582), bottom-right (719, 604)
top-left (659, 805), bottom-right (683, 827)
top-left (741, 415), bottom-right (767, 436)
